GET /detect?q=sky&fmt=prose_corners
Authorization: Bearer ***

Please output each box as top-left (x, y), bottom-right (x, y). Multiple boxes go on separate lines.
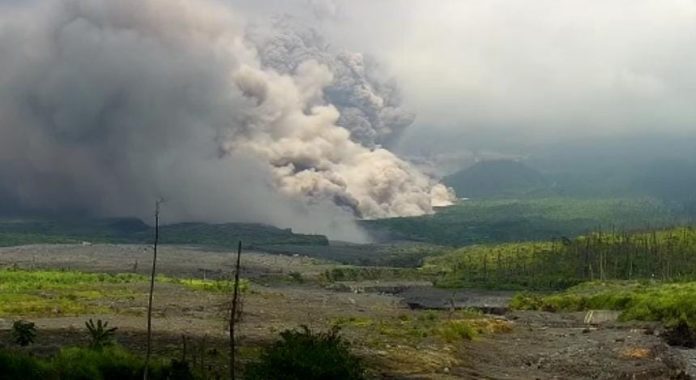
top-left (2, 0), bottom-right (696, 238)
top-left (5, 0), bottom-right (696, 150)
top-left (238, 0), bottom-right (696, 150)
top-left (4, 0), bottom-right (696, 144)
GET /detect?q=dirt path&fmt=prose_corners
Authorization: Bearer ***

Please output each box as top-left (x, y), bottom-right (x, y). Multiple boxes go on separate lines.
top-left (0, 243), bottom-right (335, 280)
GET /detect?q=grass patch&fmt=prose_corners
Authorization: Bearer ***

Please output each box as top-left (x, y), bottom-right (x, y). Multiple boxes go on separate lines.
top-left (158, 276), bottom-right (250, 293)
top-left (436, 320), bottom-right (477, 342)
top-left (0, 345), bottom-right (195, 380)
top-left (333, 309), bottom-right (507, 345)
top-left (0, 268), bottom-right (248, 317)
top-left (330, 311), bottom-right (511, 377)
top-left (511, 280), bottom-right (696, 326)
top-left (0, 269), bottom-right (143, 316)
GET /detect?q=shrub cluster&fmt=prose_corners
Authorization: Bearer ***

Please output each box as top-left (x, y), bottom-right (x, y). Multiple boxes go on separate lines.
top-left (11, 320), bottom-right (36, 346)
top-left (0, 346), bottom-right (193, 380)
top-left (511, 281), bottom-right (696, 327)
top-left (245, 326), bottom-right (365, 380)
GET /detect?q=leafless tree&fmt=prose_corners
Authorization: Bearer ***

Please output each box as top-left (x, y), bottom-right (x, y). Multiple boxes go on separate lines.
top-left (229, 240), bottom-right (242, 380)
top-left (144, 199), bottom-right (163, 380)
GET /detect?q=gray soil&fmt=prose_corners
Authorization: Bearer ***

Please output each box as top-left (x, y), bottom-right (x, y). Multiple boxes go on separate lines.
top-left (396, 286), bottom-right (512, 314)
top-left (465, 311), bottom-right (686, 380)
top-left (0, 244), bottom-right (692, 379)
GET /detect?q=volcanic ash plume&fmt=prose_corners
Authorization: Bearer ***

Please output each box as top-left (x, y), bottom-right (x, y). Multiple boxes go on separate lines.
top-left (0, 0), bottom-right (454, 233)
top-left (248, 16), bottom-right (415, 148)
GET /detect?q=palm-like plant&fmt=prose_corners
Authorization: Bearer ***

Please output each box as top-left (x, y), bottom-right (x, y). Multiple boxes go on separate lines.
top-left (85, 319), bottom-right (117, 349)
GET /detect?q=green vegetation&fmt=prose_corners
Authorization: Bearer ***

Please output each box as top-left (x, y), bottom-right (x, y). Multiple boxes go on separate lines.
top-left (326, 311), bottom-right (511, 377)
top-left (157, 223), bottom-right (327, 248)
top-left (0, 218), bottom-right (327, 248)
top-left (245, 326), bottom-right (365, 380)
top-left (11, 320), bottom-right (36, 346)
top-left (0, 269), bottom-right (142, 316)
top-left (443, 159), bottom-right (550, 198)
top-left (423, 227), bottom-right (696, 289)
top-left (436, 320), bottom-right (479, 342)
top-left (0, 345), bottom-right (194, 380)
top-left (333, 310), bottom-right (510, 345)
top-left (510, 281), bottom-right (696, 328)
top-left (364, 197), bottom-right (683, 246)
top-left (424, 241), bottom-right (561, 289)
top-left (158, 276), bottom-right (250, 294)
top-left (85, 319), bottom-right (118, 349)
top-left (0, 348), bottom-right (53, 379)
top-left (0, 268), bottom-right (247, 317)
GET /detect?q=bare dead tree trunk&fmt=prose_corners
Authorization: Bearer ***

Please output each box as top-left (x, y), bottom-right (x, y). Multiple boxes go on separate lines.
top-left (181, 334), bottom-right (188, 362)
top-left (229, 241), bottom-right (242, 380)
top-left (144, 199), bottom-right (162, 380)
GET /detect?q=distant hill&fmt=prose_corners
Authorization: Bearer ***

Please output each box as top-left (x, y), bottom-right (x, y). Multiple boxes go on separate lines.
top-left (0, 217), bottom-right (328, 248)
top-left (361, 197), bottom-right (687, 246)
top-left (444, 160), bottom-right (550, 198)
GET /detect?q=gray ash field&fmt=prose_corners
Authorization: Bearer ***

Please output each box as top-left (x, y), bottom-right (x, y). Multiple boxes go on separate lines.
top-left (0, 244), bottom-right (691, 379)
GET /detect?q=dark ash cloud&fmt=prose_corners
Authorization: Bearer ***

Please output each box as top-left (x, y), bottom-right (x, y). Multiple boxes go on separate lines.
top-left (0, 0), bottom-right (452, 240)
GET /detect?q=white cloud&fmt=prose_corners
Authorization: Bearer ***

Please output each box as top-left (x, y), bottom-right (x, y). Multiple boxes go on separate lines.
top-left (309, 0), bottom-right (696, 142)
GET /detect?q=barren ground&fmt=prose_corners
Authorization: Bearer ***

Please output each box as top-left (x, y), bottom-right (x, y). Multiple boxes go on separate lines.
top-left (0, 244), bottom-right (691, 379)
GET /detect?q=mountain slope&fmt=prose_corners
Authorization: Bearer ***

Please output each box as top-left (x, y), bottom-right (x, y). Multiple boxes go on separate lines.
top-left (444, 160), bottom-right (549, 198)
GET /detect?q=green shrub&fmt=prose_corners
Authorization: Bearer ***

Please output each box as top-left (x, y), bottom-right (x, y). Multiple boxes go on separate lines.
top-left (0, 346), bottom-right (193, 380)
top-left (163, 359), bottom-right (195, 380)
top-left (85, 319), bottom-right (117, 349)
top-left (245, 326), bottom-right (365, 380)
top-left (11, 320), bottom-right (36, 346)
top-left (53, 346), bottom-right (194, 380)
top-left (509, 293), bottom-right (545, 311)
top-left (511, 281), bottom-right (696, 328)
top-left (0, 349), bottom-right (55, 379)
top-left (52, 346), bottom-right (141, 380)
top-left (436, 320), bottom-right (477, 342)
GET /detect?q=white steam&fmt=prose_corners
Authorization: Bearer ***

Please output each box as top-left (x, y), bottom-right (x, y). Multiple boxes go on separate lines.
top-left (0, 0), bottom-right (453, 238)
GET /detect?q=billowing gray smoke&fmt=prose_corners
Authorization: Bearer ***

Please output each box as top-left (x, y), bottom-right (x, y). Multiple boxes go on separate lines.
top-left (0, 0), bottom-right (454, 239)
top-left (247, 16), bottom-right (415, 148)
